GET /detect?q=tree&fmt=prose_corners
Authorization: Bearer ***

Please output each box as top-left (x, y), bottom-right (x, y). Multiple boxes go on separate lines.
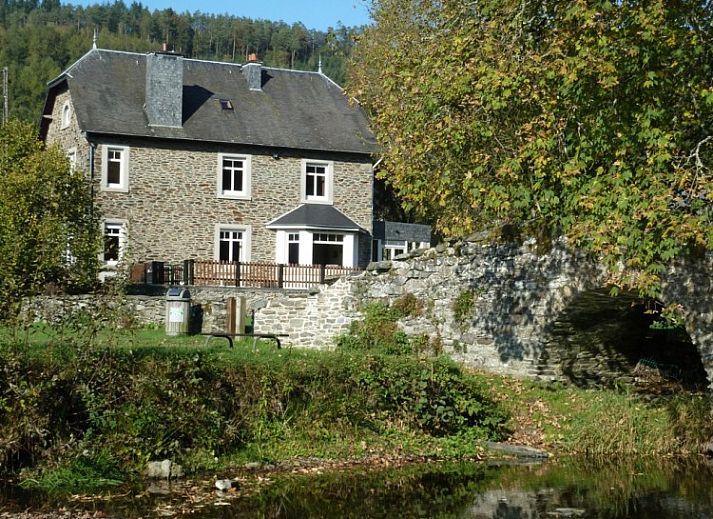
top-left (349, 0), bottom-right (713, 296)
top-left (0, 120), bottom-right (99, 317)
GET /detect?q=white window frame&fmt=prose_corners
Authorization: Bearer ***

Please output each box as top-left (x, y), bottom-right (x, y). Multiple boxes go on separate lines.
top-left (214, 224), bottom-right (252, 262)
top-left (66, 147), bottom-right (77, 172)
top-left (217, 153), bottom-right (252, 199)
top-left (102, 219), bottom-right (127, 266)
top-left (301, 159), bottom-right (333, 204)
top-left (384, 239), bottom-right (407, 260)
top-left (60, 100), bottom-right (72, 129)
top-left (101, 145), bottom-right (130, 192)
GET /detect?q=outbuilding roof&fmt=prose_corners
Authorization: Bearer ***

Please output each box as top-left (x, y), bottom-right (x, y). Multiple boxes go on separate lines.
top-left (43, 49), bottom-right (377, 155)
top-left (372, 220), bottom-right (432, 243)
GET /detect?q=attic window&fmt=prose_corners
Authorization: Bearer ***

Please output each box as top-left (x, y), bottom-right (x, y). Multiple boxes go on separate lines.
top-left (219, 99), bottom-right (233, 110)
top-left (61, 100), bottom-right (72, 129)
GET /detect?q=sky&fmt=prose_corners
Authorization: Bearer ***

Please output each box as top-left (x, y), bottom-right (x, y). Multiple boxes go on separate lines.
top-left (68, 0), bottom-right (373, 30)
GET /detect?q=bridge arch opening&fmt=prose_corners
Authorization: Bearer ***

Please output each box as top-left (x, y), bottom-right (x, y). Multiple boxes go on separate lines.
top-left (541, 288), bottom-right (708, 393)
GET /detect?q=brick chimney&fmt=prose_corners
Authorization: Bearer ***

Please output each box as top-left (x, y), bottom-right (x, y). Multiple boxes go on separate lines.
top-left (145, 52), bottom-right (183, 127)
top-left (242, 54), bottom-right (262, 92)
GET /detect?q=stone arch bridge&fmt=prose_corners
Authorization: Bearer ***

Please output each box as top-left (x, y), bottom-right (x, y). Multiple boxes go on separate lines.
top-left (254, 235), bottom-right (713, 389)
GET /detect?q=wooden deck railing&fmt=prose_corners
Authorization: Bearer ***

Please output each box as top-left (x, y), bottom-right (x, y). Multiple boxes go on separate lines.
top-left (132, 259), bottom-right (362, 289)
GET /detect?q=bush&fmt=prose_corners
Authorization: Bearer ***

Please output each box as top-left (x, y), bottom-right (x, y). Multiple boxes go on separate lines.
top-left (0, 331), bottom-right (510, 485)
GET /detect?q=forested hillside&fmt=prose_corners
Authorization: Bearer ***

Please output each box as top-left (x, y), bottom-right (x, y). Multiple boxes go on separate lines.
top-left (0, 0), bottom-right (361, 122)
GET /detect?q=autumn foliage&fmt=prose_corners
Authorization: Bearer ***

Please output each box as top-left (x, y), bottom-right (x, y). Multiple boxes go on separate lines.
top-left (349, 0), bottom-right (712, 295)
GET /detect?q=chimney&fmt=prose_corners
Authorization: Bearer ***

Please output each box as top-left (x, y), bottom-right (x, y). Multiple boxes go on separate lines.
top-left (145, 52), bottom-right (183, 127)
top-left (242, 55), bottom-right (262, 92)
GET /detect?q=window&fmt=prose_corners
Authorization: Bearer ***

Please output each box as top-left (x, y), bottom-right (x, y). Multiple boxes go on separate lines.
top-left (217, 154), bottom-right (251, 199)
top-left (312, 232), bottom-right (344, 266)
top-left (383, 240), bottom-right (406, 260)
top-left (103, 221), bottom-right (126, 265)
top-left (219, 99), bottom-right (233, 110)
top-left (66, 148), bottom-right (77, 172)
top-left (101, 145), bottom-right (129, 192)
top-left (301, 160), bottom-right (333, 203)
top-left (61, 100), bottom-right (72, 129)
top-left (288, 233), bottom-right (299, 264)
top-left (215, 225), bottom-right (251, 262)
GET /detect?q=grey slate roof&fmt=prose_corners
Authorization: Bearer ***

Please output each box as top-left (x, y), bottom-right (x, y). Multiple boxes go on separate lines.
top-left (373, 220), bottom-right (432, 243)
top-left (267, 204), bottom-right (363, 231)
top-left (45, 49), bottom-right (377, 155)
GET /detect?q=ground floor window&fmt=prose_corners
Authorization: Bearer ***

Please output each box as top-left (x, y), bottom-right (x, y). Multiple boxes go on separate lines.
top-left (215, 225), bottom-right (251, 263)
top-left (375, 239), bottom-right (429, 261)
top-left (103, 221), bottom-right (126, 265)
top-left (219, 229), bottom-right (243, 262)
top-left (383, 239), bottom-right (406, 260)
top-left (312, 233), bottom-right (344, 266)
top-left (288, 233), bottom-right (299, 264)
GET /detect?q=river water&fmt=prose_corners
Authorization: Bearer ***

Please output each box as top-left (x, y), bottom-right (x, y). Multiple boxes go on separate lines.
top-left (2, 458), bottom-right (713, 518)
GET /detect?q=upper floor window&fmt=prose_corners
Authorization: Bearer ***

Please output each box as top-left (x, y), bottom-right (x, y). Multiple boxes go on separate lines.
top-left (301, 160), bottom-right (333, 204)
top-left (217, 154), bottom-right (251, 199)
top-left (101, 145), bottom-right (129, 192)
top-left (61, 100), bottom-right (72, 129)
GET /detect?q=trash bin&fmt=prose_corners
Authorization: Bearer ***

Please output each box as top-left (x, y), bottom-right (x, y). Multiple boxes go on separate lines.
top-left (165, 287), bottom-right (191, 336)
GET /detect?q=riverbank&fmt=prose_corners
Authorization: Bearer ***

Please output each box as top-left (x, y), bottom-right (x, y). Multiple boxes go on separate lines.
top-left (1, 322), bottom-right (711, 496)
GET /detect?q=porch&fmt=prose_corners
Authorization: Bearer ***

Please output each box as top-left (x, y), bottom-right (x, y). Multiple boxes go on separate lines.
top-left (130, 259), bottom-right (362, 289)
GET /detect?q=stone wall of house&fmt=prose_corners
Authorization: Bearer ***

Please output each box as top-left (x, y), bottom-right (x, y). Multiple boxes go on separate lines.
top-left (254, 236), bottom-right (713, 388)
top-left (89, 137), bottom-right (373, 265)
top-left (45, 88), bottom-right (91, 175)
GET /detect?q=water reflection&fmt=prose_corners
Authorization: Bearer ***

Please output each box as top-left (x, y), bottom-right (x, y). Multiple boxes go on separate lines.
top-left (2, 458), bottom-right (713, 518)
top-left (226, 459), bottom-right (713, 519)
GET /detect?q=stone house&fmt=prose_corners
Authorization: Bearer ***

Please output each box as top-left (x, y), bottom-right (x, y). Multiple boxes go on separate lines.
top-left (40, 48), bottom-right (377, 278)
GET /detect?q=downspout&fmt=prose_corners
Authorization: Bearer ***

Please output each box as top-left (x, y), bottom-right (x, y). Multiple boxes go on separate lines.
top-left (88, 140), bottom-right (96, 216)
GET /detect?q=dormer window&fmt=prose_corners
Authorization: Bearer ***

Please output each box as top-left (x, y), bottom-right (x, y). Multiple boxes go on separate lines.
top-left (219, 99), bottom-right (233, 110)
top-left (61, 100), bottom-right (72, 129)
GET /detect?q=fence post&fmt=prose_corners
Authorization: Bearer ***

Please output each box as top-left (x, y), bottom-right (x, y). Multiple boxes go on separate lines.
top-left (226, 297), bottom-right (236, 335)
top-left (319, 264), bottom-right (326, 284)
top-left (277, 264), bottom-right (284, 288)
top-left (182, 259), bottom-right (191, 285)
top-left (234, 260), bottom-right (241, 287)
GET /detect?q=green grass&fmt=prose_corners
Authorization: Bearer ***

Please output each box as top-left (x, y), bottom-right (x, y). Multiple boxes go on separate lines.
top-left (481, 374), bottom-right (713, 457)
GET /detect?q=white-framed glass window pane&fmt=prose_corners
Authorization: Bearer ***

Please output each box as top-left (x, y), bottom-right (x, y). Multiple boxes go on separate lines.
top-left (219, 229), bottom-right (243, 262)
top-left (217, 154), bottom-right (251, 199)
top-left (61, 101), bottom-right (71, 128)
top-left (288, 233), bottom-right (300, 264)
top-left (384, 240), bottom-right (406, 260)
top-left (314, 233), bottom-right (343, 243)
top-left (104, 223), bottom-right (123, 262)
top-left (107, 148), bottom-right (123, 186)
top-left (66, 149), bottom-right (77, 172)
top-left (221, 157), bottom-right (244, 193)
top-left (312, 232), bottom-right (344, 266)
top-left (305, 163), bottom-right (327, 198)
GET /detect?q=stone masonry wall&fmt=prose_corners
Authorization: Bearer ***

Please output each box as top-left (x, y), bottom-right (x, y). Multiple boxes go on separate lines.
top-left (44, 88), bottom-right (90, 177)
top-left (90, 137), bottom-right (373, 265)
top-left (28, 286), bottom-right (306, 334)
top-left (254, 236), bottom-right (713, 388)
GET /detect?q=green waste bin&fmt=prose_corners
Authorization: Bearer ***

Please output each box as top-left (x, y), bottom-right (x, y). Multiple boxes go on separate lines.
top-left (165, 287), bottom-right (191, 336)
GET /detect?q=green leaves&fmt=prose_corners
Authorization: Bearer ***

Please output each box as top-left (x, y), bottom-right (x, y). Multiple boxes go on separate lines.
top-left (0, 120), bottom-right (100, 317)
top-left (349, 0), bottom-right (713, 296)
